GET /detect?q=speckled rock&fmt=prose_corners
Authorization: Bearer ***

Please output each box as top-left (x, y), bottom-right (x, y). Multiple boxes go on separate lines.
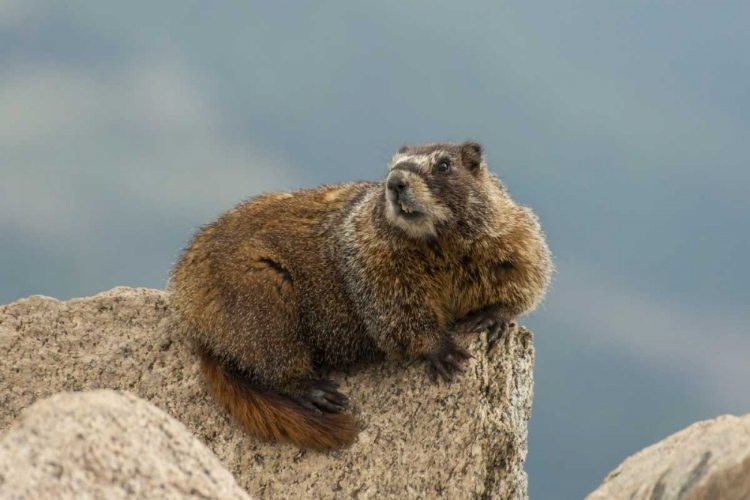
top-left (585, 414), bottom-right (750, 500)
top-left (0, 287), bottom-right (535, 499)
top-left (0, 390), bottom-right (252, 500)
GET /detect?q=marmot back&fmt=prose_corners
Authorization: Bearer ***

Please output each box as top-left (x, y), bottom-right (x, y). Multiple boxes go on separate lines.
top-left (168, 141), bottom-right (552, 450)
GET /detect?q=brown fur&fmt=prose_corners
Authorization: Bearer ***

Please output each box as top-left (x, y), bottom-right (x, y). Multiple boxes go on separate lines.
top-left (168, 141), bottom-right (553, 450)
top-left (198, 344), bottom-right (358, 450)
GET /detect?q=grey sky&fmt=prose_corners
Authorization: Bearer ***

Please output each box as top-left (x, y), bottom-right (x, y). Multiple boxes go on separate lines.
top-left (2, 2), bottom-right (748, 498)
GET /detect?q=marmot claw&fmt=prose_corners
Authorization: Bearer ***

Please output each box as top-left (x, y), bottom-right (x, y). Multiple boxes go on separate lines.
top-left (292, 379), bottom-right (350, 414)
top-left (425, 341), bottom-right (473, 384)
top-left (486, 320), bottom-right (513, 352)
top-left (452, 305), bottom-right (515, 352)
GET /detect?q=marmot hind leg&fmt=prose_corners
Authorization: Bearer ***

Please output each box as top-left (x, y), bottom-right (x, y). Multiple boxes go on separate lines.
top-left (212, 255), bottom-right (350, 412)
top-left (291, 379), bottom-right (350, 414)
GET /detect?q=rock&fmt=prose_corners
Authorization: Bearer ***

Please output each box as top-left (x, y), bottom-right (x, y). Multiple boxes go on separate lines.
top-left (585, 414), bottom-right (750, 500)
top-left (0, 390), bottom-right (252, 500)
top-left (0, 287), bottom-right (535, 499)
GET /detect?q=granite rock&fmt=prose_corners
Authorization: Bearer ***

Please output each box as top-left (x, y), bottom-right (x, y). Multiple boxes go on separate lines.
top-left (0, 287), bottom-right (535, 499)
top-left (586, 413), bottom-right (750, 500)
top-left (0, 389), bottom-right (252, 499)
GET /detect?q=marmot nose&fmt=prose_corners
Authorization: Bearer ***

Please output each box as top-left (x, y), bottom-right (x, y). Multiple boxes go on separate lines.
top-left (387, 172), bottom-right (409, 194)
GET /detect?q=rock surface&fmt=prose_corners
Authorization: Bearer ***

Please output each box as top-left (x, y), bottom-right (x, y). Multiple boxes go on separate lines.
top-left (586, 413), bottom-right (750, 500)
top-left (0, 287), bottom-right (535, 499)
top-left (0, 390), bottom-right (252, 500)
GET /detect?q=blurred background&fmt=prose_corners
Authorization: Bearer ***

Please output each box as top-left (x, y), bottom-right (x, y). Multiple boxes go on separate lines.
top-left (2, 1), bottom-right (748, 498)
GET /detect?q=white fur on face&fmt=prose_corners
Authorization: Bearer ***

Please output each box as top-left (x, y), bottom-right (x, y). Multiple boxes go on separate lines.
top-left (383, 169), bottom-right (451, 239)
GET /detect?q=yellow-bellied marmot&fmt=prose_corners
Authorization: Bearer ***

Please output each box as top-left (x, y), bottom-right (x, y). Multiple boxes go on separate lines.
top-left (168, 141), bottom-right (553, 450)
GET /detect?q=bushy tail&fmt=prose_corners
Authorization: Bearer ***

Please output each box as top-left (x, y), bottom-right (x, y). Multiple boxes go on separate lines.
top-left (197, 346), bottom-right (358, 450)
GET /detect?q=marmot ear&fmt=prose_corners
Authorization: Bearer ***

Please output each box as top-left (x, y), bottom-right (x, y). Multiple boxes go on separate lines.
top-left (460, 141), bottom-right (484, 172)
top-left (397, 145), bottom-right (410, 154)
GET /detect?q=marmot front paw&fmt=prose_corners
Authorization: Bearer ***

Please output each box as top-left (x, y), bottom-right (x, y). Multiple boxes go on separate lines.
top-left (453, 305), bottom-right (515, 352)
top-left (424, 340), bottom-right (473, 383)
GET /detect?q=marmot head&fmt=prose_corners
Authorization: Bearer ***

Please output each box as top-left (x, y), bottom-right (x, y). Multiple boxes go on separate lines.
top-left (384, 141), bottom-right (489, 239)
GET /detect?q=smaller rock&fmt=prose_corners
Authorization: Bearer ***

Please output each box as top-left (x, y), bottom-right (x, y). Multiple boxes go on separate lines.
top-left (585, 413), bottom-right (750, 500)
top-left (0, 389), bottom-right (252, 500)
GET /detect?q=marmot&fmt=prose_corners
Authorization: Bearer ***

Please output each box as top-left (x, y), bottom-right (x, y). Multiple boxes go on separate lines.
top-left (168, 141), bottom-right (552, 450)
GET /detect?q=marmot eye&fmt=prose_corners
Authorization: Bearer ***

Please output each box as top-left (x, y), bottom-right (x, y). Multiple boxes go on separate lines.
top-left (436, 160), bottom-right (451, 173)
